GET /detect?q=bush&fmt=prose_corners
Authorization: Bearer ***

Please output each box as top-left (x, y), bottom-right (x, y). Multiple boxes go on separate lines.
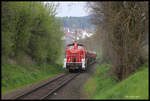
top-left (2, 2), bottom-right (64, 65)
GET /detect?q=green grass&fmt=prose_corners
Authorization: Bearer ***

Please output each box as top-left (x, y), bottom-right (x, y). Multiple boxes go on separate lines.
top-left (2, 63), bottom-right (66, 95)
top-left (84, 63), bottom-right (149, 99)
top-left (84, 64), bottom-right (117, 98)
top-left (96, 50), bottom-right (102, 59)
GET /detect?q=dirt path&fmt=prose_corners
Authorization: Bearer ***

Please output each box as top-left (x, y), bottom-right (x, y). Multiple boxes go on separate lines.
top-left (47, 62), bottom-right (99, 99)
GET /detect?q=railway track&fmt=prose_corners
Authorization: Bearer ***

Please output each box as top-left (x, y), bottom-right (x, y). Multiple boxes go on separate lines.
top-left (15, 73), bottom-right (80, 100)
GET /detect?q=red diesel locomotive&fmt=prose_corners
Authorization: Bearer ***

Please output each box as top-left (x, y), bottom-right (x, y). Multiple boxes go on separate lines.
top-left (63, 42), bottom-right (96, 72)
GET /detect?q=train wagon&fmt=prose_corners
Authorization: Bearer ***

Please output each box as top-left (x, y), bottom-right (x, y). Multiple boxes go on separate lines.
top-left (63, 42), bottom-right (96, 72)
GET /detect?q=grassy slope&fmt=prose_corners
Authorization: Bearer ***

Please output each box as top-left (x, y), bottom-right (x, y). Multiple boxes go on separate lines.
top-left (84, 63), bottom-right (148, 99)
top-left (2, 64), bottom-right (66, 95)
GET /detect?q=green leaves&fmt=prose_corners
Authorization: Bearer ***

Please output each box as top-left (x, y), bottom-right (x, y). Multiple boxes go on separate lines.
top-left (2, 2), bottom-right (64, 65)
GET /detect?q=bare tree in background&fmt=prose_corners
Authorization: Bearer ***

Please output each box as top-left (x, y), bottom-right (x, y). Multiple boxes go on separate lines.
top-left (88, 1), bottom-right (148, 80)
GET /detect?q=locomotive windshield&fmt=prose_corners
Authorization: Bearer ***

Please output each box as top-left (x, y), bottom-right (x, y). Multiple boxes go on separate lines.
top-left (69, 46), bottom-right (74, 49)
top-left (78, 46), bottom-right (83, 50)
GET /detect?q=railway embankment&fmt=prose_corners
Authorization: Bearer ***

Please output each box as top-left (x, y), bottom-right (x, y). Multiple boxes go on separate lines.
top-left (83, 63), bottom-right (148, 99)
top-left (2, 64), bottom-right (66, 97)
top-left (2, 62), bottom-right (98, 100)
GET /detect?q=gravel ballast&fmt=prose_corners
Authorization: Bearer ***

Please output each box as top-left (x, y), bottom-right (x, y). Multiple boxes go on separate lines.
top-left (47, 62), bottom-right (99, 99)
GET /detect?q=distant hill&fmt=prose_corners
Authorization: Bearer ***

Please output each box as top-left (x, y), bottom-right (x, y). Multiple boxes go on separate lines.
top-left (57, 15), bottom-right (96, 31)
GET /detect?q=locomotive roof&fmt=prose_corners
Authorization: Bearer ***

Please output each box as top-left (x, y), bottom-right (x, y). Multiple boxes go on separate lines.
top-left (67, 42), bottom-right (84, 47)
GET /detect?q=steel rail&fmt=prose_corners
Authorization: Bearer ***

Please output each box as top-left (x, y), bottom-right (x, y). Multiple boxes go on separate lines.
top-left (15, 73), bottom-right (78, 99)
top-left (41, 73), bottom-right (80, 99)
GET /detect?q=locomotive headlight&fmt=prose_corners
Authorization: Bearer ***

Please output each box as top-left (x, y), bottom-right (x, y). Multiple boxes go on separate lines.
top-left (82, 58), bottom-right (85, 62)
top-left (82, 58), bottom-right (85, 69)
top-left (64, 58), bottom-right (67, 62)
top-left (63, 58), bottom-right (67, 68)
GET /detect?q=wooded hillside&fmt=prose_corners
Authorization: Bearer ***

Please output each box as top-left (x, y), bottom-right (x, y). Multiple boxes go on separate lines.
top-left (2, 2), bottom-right (64, 65)
top-left (57, 15), bottom-right (96, 31)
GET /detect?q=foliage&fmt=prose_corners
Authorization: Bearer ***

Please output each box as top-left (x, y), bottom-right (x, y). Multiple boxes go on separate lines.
top-left (88, 2), bottom-right (148, 80)
top-left (2, 2), bottom-right (64, 65)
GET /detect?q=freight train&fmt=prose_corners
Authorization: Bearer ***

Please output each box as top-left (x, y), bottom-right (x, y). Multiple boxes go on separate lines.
top-left (63, 42), bottom-right (96, 72)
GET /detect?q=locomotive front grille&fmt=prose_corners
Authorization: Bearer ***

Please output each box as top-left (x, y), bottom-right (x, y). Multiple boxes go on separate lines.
top-left (67, 54), bottom-right (81, 62)
top-left (73, 57), bottom-right (76, 62)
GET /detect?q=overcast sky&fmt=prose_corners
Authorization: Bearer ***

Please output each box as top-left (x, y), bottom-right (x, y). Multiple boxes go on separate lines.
top-left (45, 2), bottom-right (89, 17)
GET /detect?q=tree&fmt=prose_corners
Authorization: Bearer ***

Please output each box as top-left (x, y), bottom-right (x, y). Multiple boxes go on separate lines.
top-left (88, 1), bottom-right (148, 80)
top-left (2, 2), bottom-right (64, 66)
